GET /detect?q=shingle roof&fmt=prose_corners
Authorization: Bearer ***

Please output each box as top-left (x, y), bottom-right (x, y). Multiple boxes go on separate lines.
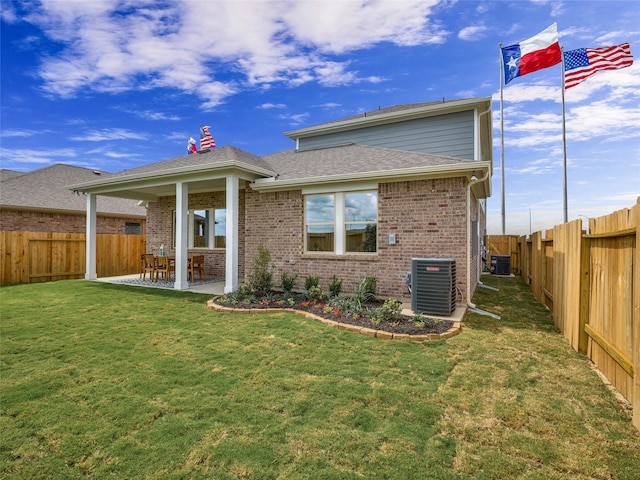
top-left (104, 145), bottom-right (275, 179)
top-left (0, 164), bottom-right (146, 216)
top-left (0, 169), bottom-right (27, 182)
top-left (261, 143), bottom-right (467, 182)
top-left (317, 100), bottom-right (444, 126)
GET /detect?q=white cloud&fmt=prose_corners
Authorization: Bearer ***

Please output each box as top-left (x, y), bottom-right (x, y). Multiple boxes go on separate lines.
top-left (258, 103), bottom-right (286, 109)
top-left (458, 25), bottom-right (488, 41)
top-left (21, 0), bottom-right (445, 106)
top-left (0, 147), bottom-right (77, 167)
top-left (70, 128), bottom-right (141, 142)
top-left (1, 129), bottom-right (38, 138)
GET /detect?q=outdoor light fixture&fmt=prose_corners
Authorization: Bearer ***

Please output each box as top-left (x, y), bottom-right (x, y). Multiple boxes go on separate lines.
top-left (470, 172), bottom-right (478, 182)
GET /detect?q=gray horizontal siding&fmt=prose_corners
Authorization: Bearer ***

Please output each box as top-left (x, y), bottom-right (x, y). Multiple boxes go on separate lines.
top-left (298, 110), bottom-right (475, 160)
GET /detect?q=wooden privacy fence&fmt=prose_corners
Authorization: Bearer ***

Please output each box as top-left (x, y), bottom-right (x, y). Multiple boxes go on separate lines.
top-left (1, 231), bottom-right (147, 286)
top-left (488, 198), bottom-right (640, 430)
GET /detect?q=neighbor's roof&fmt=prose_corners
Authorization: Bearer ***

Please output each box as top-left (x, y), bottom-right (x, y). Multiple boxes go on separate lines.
top-left (0, 163), bottom-right (146, 217)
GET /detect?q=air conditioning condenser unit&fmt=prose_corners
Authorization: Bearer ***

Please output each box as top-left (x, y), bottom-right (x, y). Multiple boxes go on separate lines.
top-left (410, 258), bottom-right (456, 316)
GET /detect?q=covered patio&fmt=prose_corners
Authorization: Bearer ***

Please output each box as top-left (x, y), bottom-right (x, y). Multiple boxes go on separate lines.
top-left (68, 147), bottom-right (277, 294)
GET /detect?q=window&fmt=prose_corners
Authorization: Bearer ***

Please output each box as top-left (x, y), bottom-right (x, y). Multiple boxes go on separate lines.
top-left (345, 191), bottom-right (377, 253)
top-left (124, 222), bottom-right (141, 235)
top-left (173, 208), bottom-right (226, 249)
top-left (305, 194), bottom-right (335, 252)
top-left (304, 190), bottom-right (377, 254)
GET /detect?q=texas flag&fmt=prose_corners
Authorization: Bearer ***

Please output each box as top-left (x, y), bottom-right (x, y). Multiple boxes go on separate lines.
top-left (501, 23), bottom-right (562, 84)
top-left (187, 136), bottom-right (197, 154)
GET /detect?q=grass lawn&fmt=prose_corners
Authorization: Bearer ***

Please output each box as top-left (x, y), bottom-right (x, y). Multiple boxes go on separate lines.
top-left (1, 276), bottom-right (639, 479)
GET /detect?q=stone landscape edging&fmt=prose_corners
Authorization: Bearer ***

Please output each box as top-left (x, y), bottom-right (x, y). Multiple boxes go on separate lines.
top-left (206, 298), bottom-right (461, 341)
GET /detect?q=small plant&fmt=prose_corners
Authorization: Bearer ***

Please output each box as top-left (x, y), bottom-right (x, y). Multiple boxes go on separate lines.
top-left (304, 275), bottom-right (319, 291)
top-left (329, 296), bottom-right (362, 319)
top-left (281, 272), bottom-right (297, 294)
top-left (306, 285), bottom-right (326, 303)
top-left (248, 244), bottom-right (274, 297)
top-left (329, 275), bottom-right (343, 297)
top-left (354, 276), bottom-right (377, 304)
top-left (368, 298), bottom-right (402, 324)
top-left (223, 284), bottom-right (254, 304)
top-left (412, 312), bottom-right (426, 328)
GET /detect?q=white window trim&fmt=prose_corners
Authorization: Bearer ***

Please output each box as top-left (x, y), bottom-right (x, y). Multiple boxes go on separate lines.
top-left (304, 188), bottom-right (378, 256)
top-left (173, 208), bottom-right (226, 250)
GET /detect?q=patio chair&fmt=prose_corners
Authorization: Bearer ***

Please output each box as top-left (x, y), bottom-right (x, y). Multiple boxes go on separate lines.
top-left (188, 254), bottom-right (205, 282)
top-left (155, 255), bottom-right (174, 282)
top-left (141, 254), bottom-right (156, 280)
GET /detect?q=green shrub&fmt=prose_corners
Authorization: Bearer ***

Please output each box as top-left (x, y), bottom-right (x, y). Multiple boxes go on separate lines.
top-left (281, 272), bottom-right (297, 293)
top-left (306, 285), bottom-right (326, 303)
top-left (355, 276), bottom-right (377, 304)
top-left (368, 298), bottom-right (402, 323)
top-left (329, 295), bottom-right (364, 318)
top-left (224, 284), bottom-right (255, 305)
top-left (248, 244), bottom-right (274, 297)
top-left (304, 275), bottom-right (319, 290)
top-left (329, 275), bottom-right (342, 297)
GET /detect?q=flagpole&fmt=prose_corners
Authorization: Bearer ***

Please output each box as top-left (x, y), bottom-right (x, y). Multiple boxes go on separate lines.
top-left (560, 47), bottom-right (568, 223)
top-left (499, 43), bottom-right (506, 235)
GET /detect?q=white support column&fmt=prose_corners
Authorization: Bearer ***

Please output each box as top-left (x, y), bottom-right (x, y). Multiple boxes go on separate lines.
top-left (224, 175), bottom-right (239, 293)
top-left (85, 193), bottom-right (97, 280)
top-left (174, 181), bottom-right (189, 290)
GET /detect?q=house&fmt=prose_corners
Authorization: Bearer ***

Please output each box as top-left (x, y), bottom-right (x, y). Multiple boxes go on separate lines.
top-left (0, 163), bottom-right (147, 234)
top-left (69, 97), bottom-right (492, 307)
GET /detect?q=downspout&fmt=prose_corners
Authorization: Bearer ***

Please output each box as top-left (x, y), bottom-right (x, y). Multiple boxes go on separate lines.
top-left (466, 167), bottom-right (501, 319)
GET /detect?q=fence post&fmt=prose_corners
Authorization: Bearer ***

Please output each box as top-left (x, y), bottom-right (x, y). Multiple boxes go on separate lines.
top-left (579, 234), bottom-right (590, 354)
top-left (632, 199), bottom-right (640, 431)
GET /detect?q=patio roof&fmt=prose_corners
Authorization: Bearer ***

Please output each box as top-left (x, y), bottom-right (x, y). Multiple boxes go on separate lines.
top-left (67, 146), bottom-right (277, 201)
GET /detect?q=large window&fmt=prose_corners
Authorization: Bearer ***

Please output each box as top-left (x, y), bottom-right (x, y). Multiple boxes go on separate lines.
top-left (345, 191), bottom-right (377, 253)
top-left (305, 194), bottom-right (335, 252)
top-left (305, 191), bottom-right (377, 254)
top-left (173, 208), bottom-right (226, 249)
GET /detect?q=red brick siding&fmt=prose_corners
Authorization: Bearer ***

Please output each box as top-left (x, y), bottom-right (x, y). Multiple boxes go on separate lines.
top-left (0, 209), bottom-right (146, 235)
top-left (244, 177), bottom-right (471, 303)
top-left (146, 190), bottom-right (245, 280)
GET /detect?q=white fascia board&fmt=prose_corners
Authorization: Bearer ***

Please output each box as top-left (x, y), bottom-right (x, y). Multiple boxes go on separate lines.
top-left (284, 97), bottom-right (492, 139)
top-left (67, 161), bottom-right (276, 194)
top-left (252, 161), bottom-right (491, 193)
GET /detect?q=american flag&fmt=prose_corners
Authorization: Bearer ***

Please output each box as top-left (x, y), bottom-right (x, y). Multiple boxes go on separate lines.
top-left (200, 125), bottom-right (216, 150)
top-left (564, 43), bottom-right (633, 89)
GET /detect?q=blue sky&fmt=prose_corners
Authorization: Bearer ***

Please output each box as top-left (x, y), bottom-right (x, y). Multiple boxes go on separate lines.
top-left (1, 0), bottom-right (638, 235)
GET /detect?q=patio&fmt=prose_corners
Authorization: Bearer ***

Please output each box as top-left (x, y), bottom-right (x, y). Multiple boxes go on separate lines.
top-left (94, 274), bottom-right (225, 295)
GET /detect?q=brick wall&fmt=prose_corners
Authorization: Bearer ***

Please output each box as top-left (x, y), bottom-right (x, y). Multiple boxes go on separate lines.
top-left (146, 190), bottom-right (245, 280)
top-left (0, 209), bottom-right (146, 235)
top-left (244, 177), bottom-right (471, 303)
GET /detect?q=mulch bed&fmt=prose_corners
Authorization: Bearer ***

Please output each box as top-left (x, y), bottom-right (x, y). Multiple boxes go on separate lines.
top-left (213, 293), bottom-right (455, 336)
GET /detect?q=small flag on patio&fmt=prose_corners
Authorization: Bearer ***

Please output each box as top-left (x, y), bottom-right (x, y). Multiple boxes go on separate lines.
top-left (187, 136), bottom-right (197, 154)
top-left (200, 125), bottom-right (216, 150)
top-left (564, 43), bottom-right (633, 89)
top-left (501, 23), bottom-right (562, 84)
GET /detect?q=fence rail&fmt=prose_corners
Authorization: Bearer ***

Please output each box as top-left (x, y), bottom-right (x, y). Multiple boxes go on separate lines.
top-left (486, 198), bottom-right (639, 430)
top-left (1, 231), bottom-right (146, 285)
